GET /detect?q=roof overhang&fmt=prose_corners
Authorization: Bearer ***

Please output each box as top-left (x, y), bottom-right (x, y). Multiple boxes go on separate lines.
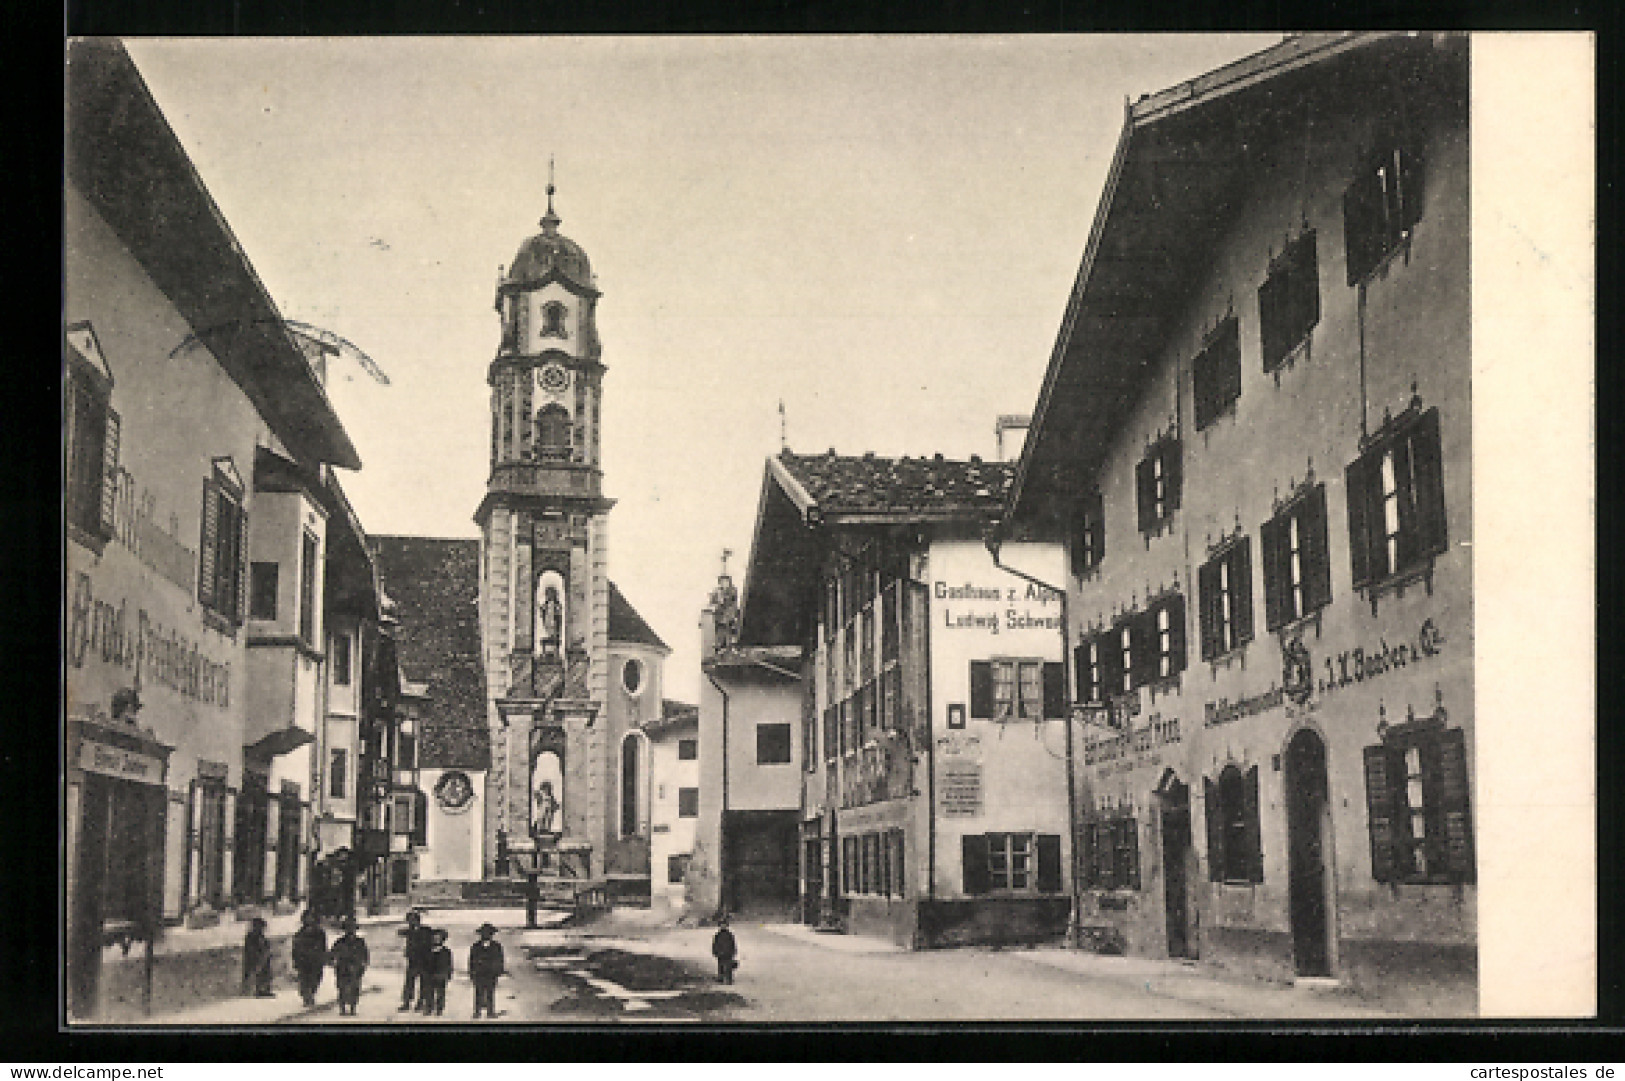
top-left (66, 40), bottom-right (361, 472)
top-left (1003, 32), bottom-right (1460, 535)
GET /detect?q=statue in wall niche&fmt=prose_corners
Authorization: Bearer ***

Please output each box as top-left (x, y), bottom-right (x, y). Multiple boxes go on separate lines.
top-left (535, 569), bottom-right (566, 659)
top-left (531, 749), bottom-right (564, 839)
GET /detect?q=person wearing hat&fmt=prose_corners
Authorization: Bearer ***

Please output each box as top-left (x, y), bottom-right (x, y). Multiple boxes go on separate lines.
top-left (466, 923), bottom-right (505, 1019)
top-left (327, 915), bottom-right (370, 1016)
top-left (290, 909), bottom-right (328, 1007)
top-left (241, 916), bottom-right (274, 997)
top-left (397, 909), bottom-right (435, 1012)
top-left (420, 928), bottom-right (454, 1016)
top-left (710, 914), bottom-right (738, 984)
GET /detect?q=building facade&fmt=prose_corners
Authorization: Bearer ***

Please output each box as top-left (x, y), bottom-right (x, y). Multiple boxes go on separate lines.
top-left (64, 40), bottom-right (367, 1018)
top-left (645, 701), bottom-right (700, 911)
top-left (736, 452), bottom-right (1070, 947)
top-left (1002, 33), bottom-right (1473, 997)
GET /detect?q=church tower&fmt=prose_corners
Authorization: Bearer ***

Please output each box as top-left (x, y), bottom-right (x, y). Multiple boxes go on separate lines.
top-left (475, 180), bottom-right (614, 881)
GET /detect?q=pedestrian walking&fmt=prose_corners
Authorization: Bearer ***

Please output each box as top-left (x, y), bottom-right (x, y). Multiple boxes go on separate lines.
top-left (467, 922), bottom-right (505, 1019)
top-left (711, 914), bottom-right (738, 984)
top-left (290, 909), bottom-right (327, 1007)
top-left (328, 915), bottom-right (370, 1016)
top-left (397, 909), bottom-right (434, 1011)
top-left (241, 917), bottom-right (274, 997)
top-left (421, 929), bottom-right (453, 1016)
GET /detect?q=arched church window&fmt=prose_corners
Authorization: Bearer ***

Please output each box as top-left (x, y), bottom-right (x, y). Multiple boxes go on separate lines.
top-left (541, 301), bottom-right (569, 339)
top-left (535, 403), bottom-right (572, 460)
top-left (621, 733), bottom-right (644, 838)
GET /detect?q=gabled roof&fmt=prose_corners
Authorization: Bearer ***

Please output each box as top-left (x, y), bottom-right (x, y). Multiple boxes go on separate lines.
top-left (608, 581), bottom-right (668, 653)
top-left (645, 699), bottom-right (699, 737)
top-left (738, 449), bottom-right (1012, 648)
top-left (1003, 32), bottom-right (1467, 532)
top-left (66, 40), bottom-right (360, 472)
top-left (372, 536), bottom-right (488, 767)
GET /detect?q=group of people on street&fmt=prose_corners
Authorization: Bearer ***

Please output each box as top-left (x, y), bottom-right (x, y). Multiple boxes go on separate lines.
top-left (248, 908), bottom-right (505, 1018)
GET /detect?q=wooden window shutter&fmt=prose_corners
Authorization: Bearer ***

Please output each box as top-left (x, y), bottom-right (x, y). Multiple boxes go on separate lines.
top-left (1300, 485), bottom-right (1333, 613)
top-left (1125, 820), bottom-right (1142, 891)
top-left (1077, 824), bottom-right (1096, 889)
top-left (1073, 642), bottom-right (1092, 703)
top-left (1439, 727), bottom-right (1475, 884)
top-left (99, 408), bottom-right (120, 536)
top-left (1243, 764), bottom-right (1264, 883)
top-left (968, 661), bottom-right (993, 719)
top-left (1042, 662), bottom-right (1065, 719)
top-left (1130, 609), bottom-right (1156, 687)
top-left (1036, 834), bottom-right (1062, 893)
top-left (1345, 455), bottom-right (1380, 587)
top-left (198, 478), bottom-right (219, 609)
top-left (1087, 490), bottom-right (1105, 567)
top-left (1295, 231), bottom-right (1321, 342)
top-left (1197, 559), bottom-right (1222, 661)
top-left (234, 501), bottom-right (250, 625)
top-left (1409, 408), bottom-right (1447, 558)
top-left (1260, 512), bottom-right (1290, 631)
top-left (1164, 439), bottom-right (1183, 512)
top-left (1203, 777), bottom-right (1224, 882)
top-left (1344, 166), bottom-right (1385, 286)
top-left (1231, 538), bottom-right (1255, 646)
top-left (1363, 744), bottom-right (1399, 883)
top-left (1391, 428), bottom-right (1420, 570)
top-left (411, 790), bottom-right (428, 847)
top-left (1099, 630), bottom-right (1123, 701)
top-left (961, 834), bottom-right (990, 895)
top-left (1397, 144), bottom-right (1426, 234)
top-left (1258, 261), bottom-right (1291, 372)
top-left (1136, 455), bottom-right (1155, 533)
top-left (1070, 504), bottom-right (1087, 577)
top-left (1165, 593), bottom-right (1188, 674)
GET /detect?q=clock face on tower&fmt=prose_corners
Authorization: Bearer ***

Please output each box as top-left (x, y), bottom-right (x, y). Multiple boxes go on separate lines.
top-left (539, 362), bottom-right (570, 394)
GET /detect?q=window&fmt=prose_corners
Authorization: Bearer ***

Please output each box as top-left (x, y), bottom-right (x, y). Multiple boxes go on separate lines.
top-left (1259, 231), bottom-right (1320, 371)
top-left (1074, 636), bottom-right (1104, 705)
top-left (677, 787), bottom-right (699, 818)
top-left (1136, 437), bottom-right (1183, 534)
top-left (1071, 489), bottom-right (1105, 577)
top-left (823, 707), bottom-right (838, 764)
top-left (621, 735), bottom-right (642, 837)
top-left (621, 658), bottom-right (644, 696)
top-left (1198, 538), bottom-right (1254, 660)
top-left (961, 833), bottom-right (1063, 894)
top-left (1262, 485), bottom-right (1333, 630)
top-left (328, 748), bottom-right (348, 801)
top-left (65, 356), bottom-right (118, 543)
top-left (540, 301), bottom-right (569, 338)
top-left (756, 723), bottom-right (792, 765)
top-left (397, 731), bottom-right (416, 771)
top-left (1344, 140), bottom-right (1424, 286)
top-left (535, 404), bottom-right (572, 460)
top-left (677, 738), bottom-right (698, 761)
top-left (667, 853), bottom-right (691, 885)
top-left (393, 794), bottom-right (415, 836)
top-left (1145, 594), bottom-right (1187, 683)
top-left (250, 562), bottom-right (279, 620)
top-left (298, 531), bottom-right (319, 646)
top-left (802, 678), bottom-right (818, 770)
top-left (1205, 764), bottom-right (1263, 884)
top-left (1346, 406), bottom-right (1447, 590)
top-left (198, 463), bottom-right (248, 624)
top-left (889, 830), bottom-right (906, 897)
top-left (1192, 318), bottom-right (1242, 430)
top-left (969, 660), bottom-right (1064, 721)
top-left (1079, 815), bottom-right (1140, 890)
top-left (1364, 723), bottom-right (1474, 884)
top-left (331, 630), bottom-right (353, 686)
top-left (842, 835), bottom-right (858, 895)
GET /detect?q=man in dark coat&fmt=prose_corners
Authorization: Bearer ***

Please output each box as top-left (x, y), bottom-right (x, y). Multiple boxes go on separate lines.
top-left (241, 917), bottom-right (273, 997)
top-left (328, 915), bottom-right (370, 1016)
top-left (711, 915), bottom-right (738, 984)
top-left (421, 929), bottom-right (453, 1016)
top-left (290, 909), bottom-right (327, 1007)
top-left (467, 923), bottom-right (505, 1019)
top-left (397, 909), bottom-right (434, 1011)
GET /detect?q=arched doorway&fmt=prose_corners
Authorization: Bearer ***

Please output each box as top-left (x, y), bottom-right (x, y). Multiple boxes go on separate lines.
top-left (1158, 773), bottom-right (1196, 959)
top-left (1285, 728), bottom-right (1334, 977)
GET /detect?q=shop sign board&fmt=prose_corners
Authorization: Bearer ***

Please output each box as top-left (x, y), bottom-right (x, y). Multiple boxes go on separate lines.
top-left (78, 739), bottom-right (165, 785)
top-left (939, 761), bottom-right (982, 817)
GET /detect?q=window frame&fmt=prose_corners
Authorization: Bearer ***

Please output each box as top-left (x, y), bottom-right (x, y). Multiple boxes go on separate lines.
top-left (331, 629), bottom-right (353, 686)
top-left (677, 738), bottom-right (698, 761)
top-left (1136, 436), bottom-right (1184, 536)
top-left (328, 747), bottom-right (349, 801)
top-left (676, 787), bottom-right (699, 819)
top-left (540, 301), bottom-right (570, 339)
top-left (1079, 814), bottom-right (1141, 891)
top-left (250, 561), bottom-right (280, 621)
top-left (1205, 763), bottom-right (1264, 885)
top-left (1344, 140), bottom-right (1425, 287)
top-left (1364, 721), bottom-right (1474, 886)
top-left (198, 460), bottom-right (248, 627)
top-left (969, 658), bottom-right (1065, 721)
top-left (1071, 488), bottom-right (1106, 577)
top-left (1262, 484), bottom-right (1333, 631)
top-left (1346, 406), bottom-right (1448, 594)
top-left (298, 529), bottom-right (320, 648)
top-left (1198, 538), bottom-right (1255, 662)
top-left (755, 722), bottom-right (793, 766)
top-left (1259, 230), bottom-right (1321, 372)
top-left (65, 356), bottom-right (118, 546)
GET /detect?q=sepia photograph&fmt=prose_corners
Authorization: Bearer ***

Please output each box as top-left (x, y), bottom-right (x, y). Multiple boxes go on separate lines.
top-left (60, 31), bottom-right (1594, 1029)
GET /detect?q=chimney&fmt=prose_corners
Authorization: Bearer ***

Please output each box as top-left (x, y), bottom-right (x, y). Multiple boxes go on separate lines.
top-left (995, 414), bottom-right (1031, 462)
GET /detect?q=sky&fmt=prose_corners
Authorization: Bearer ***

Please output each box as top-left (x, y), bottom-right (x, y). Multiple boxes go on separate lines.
top-left (124, 35), bottom-right (1281, 703)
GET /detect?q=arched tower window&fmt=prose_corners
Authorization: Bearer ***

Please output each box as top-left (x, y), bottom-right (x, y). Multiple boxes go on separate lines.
top-left (535, 403), bottom-right (572, 460)
top-left (620, 732), bottom-right (645, 838)
top-left (541, 301), bottom-right (569, 339)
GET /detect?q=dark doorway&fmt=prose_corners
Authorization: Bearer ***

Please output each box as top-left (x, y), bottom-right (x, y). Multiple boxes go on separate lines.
top-left (234, 772), bottom-right (269, 904)
top-left (802, 835), bottom-right (822, 925)
top-left (1160, 778), bottom-right (1196, 959)
top-left (723, 810), bottom-right (799, 920)
top-left (1285, 728), bottom-right (1333, 977)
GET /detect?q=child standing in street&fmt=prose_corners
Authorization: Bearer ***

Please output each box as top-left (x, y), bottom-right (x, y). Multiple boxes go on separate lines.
top-left (241, 917), bottom-right (273, 997)
top-left (711, 915), bottom-right (738, 984)
top-left (467, 922), bottom-right (505, 1019)
top-left (421, 928), bottom-right (453, 1016)
top-left (290, 909), bottom-right (327, 1007)
top-left (328, 915), bottom-right (370, 1016)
